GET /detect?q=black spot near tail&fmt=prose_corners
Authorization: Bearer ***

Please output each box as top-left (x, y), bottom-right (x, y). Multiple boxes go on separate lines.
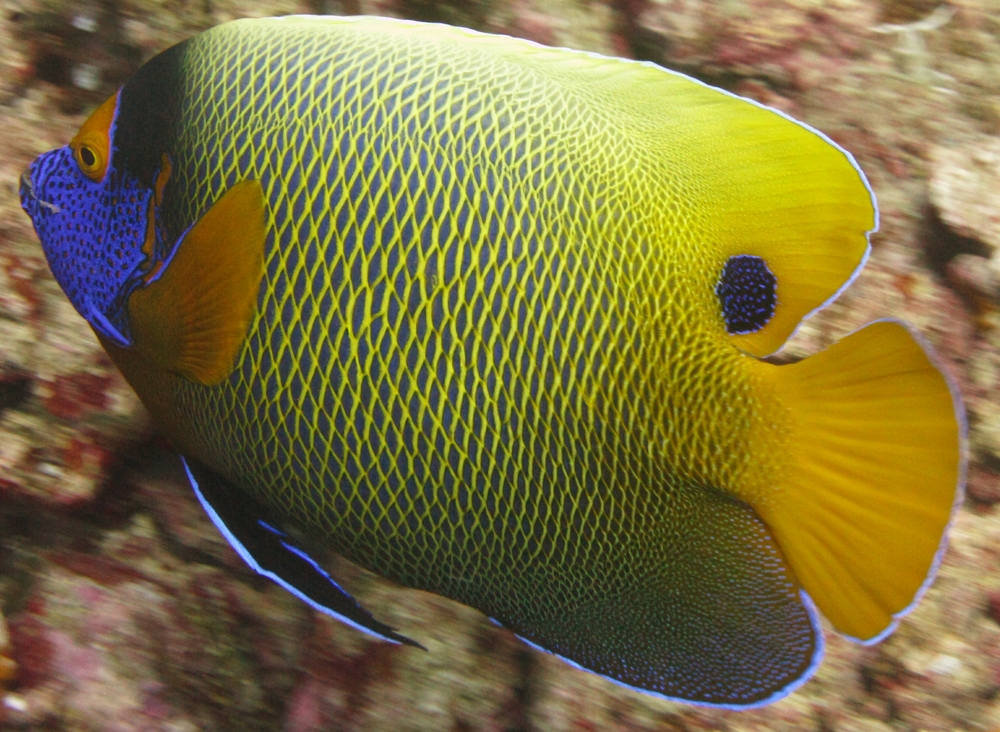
top-left (716, 255), bottom-right (777, 334)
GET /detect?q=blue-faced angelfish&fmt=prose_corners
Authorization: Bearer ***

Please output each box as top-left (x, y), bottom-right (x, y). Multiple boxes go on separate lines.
top-left (20, 15), bottom-right (965, 707)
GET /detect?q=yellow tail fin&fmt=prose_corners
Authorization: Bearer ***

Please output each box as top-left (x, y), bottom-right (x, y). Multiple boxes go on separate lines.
top-left (749, 321), bottom-right (964, 641)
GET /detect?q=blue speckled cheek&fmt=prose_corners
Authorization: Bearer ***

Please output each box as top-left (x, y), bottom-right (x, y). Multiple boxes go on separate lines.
top-left (21, 145), bottom-right (151, 343)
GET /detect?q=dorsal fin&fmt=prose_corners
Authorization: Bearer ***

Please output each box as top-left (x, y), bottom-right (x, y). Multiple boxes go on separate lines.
top-left (703, 107), bottom-right (877, 356)
top-left (354, 17), bottom-right (877, 357)
top-left (128, 179), bottom-right (266, 385)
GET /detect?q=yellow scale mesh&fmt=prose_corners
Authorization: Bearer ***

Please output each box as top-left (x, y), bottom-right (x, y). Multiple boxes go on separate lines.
top-left (140, 16), bottom-right (876, 703)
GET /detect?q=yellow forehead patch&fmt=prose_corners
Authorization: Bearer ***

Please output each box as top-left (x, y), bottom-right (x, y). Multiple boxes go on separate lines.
top-left (70, 92), bottom-right (118, 183)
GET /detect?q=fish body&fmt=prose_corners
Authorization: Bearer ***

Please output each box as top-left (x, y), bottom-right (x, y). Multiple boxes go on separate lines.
top-left (20, 16), bottom-right (964, 707)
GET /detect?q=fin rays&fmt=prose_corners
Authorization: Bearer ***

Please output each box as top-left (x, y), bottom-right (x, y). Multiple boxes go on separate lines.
top-left (748, 320), bottom-right (962, 641)
top-left (128, 179), bottom-right (266, 385)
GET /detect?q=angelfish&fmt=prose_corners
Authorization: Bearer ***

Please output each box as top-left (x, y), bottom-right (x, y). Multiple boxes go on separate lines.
top-left (20, 15), bottom-right (964, 707)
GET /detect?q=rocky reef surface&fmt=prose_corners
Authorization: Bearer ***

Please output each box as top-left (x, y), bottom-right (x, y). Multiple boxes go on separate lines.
top-left (1, 0), bottom-right (1000, 730)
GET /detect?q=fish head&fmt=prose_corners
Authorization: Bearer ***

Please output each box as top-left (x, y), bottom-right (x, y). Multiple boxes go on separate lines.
top-left (20, 91), bottom-right (154, 347)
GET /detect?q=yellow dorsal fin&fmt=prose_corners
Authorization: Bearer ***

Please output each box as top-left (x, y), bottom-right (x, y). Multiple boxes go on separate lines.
top-left (505, 35), bottom-right (877, 356)
top-left (463, 25), bottom-right (879, 357)
top-left (128, 179), bottom-right (266, 385)
top-left (698, 105), bottom-right (876, 357)
top-left (745, 321), bottom-right (963, 641)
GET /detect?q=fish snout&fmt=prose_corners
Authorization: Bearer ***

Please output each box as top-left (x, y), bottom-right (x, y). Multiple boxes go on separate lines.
top-left (18, 169), bottom-right (36, 212)
top-left (20, 154), bottom-right (65, 220)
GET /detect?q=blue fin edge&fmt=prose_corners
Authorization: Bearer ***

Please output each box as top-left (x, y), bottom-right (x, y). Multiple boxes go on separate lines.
top-left (490, 589), bottom-right (825, 710)
top-left (181, 456), bottom-right (415, 646)
top-left (85, 299), bottom-right (132, 347)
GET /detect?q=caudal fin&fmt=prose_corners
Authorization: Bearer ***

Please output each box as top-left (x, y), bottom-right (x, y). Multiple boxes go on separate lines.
top-left (749, 321), bottom-right (964, 642)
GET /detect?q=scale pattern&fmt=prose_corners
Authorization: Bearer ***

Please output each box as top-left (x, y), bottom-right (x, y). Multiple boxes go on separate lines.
top-left (151, 17), bottom-right (814, 704)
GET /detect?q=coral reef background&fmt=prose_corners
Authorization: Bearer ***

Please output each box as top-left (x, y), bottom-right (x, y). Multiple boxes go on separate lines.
top-left (1, 0), bottom-right (1000, 729)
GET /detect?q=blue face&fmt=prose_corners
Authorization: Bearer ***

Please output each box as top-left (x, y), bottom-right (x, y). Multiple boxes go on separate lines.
top-left (19, 105), bottom-right (153, 347)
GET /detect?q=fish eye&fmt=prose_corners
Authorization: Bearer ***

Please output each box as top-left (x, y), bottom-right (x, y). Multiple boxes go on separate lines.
top-left (75, 143), bottom-right (102, 178)
top-left (69, 92), bottom-right (117, 183)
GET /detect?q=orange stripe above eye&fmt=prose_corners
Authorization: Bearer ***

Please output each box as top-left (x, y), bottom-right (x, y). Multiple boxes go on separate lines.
top-left (70, 92), bottom-right (118, 183)
top-left (154, 153), bottom-right (172, 206)
top-left (140, 153), bottom-right (173, 281)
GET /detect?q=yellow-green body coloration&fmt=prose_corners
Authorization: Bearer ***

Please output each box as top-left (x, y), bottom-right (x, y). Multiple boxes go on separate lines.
top-left (20, 16), bottom-right (964, 708)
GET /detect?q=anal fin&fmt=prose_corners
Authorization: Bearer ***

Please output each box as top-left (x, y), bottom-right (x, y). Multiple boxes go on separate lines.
top-left (181, 457), bottom-right (423, 649)
top-left (490, 485), bottom-right (821, 707)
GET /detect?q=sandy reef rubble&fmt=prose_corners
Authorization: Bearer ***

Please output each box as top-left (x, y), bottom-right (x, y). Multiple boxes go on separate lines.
top-left (2, 0), bottom-right (1000, 730)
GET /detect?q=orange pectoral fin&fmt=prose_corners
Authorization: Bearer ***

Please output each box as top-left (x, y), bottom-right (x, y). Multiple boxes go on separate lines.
top-left (128, 179), bottom-right (267, 386)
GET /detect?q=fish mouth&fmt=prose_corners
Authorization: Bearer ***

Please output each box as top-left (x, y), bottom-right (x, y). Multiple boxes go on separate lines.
top-left (18, 169), bottom-right (35, 209)
top-left (19, 168), bottom-right (61, 215)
